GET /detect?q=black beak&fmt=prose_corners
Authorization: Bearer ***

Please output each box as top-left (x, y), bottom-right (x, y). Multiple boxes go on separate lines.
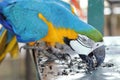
top-left (79, 45), bottom-right (105, 70)
top-left (64, 37), bottom-right (105, 70)
top-left (79, 54), bottom-right (94, 70)
top-left (91, 45), bottom-right (105, 67)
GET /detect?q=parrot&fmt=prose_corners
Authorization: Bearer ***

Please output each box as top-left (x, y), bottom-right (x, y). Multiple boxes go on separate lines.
top-left (0, 0), bottom-right (105, 70)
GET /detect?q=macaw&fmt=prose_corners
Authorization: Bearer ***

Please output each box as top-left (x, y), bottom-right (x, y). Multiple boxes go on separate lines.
top-left (0, 0), bottom-right (105, 69)
top-left (0, 25), bottom-right (19, 63)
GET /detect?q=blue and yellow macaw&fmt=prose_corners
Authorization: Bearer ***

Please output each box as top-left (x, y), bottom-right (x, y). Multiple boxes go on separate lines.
top-left (0, 0), bottom-right (104, 68)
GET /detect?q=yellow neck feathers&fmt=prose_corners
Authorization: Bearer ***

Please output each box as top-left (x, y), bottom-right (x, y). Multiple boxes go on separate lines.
top-left (38, 13), bottom-right (78, 46)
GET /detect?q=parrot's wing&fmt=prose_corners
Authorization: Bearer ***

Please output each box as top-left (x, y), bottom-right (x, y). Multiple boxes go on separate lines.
top-left (3, 1), bottom-right (49, 42)
top-left (1, 0), bottom-right (74, 41)
top-left (2, 0), bottom-right (74, 42)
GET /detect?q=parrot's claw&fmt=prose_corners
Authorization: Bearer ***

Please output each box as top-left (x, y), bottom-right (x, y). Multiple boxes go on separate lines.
top-left (20, 45), bottom-right (28, 50)
top-left (20, 45), bottom-right (28, 52)
top-left (20, 44), bottom-right (45, 53)
top-left (20, 45), bottom-right (38, 51)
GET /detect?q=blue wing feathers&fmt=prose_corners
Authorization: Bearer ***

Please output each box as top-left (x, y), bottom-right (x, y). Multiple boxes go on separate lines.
top-left (0, 26), bottom-right (14, 44)
top-left (3, 2), bottom-right (48, 42)
top-left (0, 11), bottom-right (14, 33)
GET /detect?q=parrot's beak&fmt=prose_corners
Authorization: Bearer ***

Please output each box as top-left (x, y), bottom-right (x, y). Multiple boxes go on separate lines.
top-left (64, 34), bottom-right (105, 70)
top-left (90, 45), bottom-right (105, 67)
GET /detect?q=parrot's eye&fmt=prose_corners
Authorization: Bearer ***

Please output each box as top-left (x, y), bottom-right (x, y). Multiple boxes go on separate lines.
top-left (78, 34), bottom-right (88, 41)
top-left (80, 36), bottom-right (87, 41)
top-left (81, 37), bottom-right (87, 42)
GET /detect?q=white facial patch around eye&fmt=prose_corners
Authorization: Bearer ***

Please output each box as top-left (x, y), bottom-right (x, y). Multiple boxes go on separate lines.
top-left (70, 40), bottom-right (92, 55)
top-left (69, 36), bottom-right (104, 55)
top-left (78, 34), bottom-right (95, 47)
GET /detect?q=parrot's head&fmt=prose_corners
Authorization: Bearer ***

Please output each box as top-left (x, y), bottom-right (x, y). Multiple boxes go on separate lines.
top-left (64, 34), bottom-right (105, 68)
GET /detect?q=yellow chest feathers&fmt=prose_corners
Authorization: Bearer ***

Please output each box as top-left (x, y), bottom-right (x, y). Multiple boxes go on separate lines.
top-left (38, 13), bottom-right (78, 46)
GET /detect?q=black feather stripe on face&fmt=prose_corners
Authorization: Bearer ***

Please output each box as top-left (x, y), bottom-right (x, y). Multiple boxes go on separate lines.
top-left (63, 37), bottom-right (71, 46)
top-left (63, 37), bottom-right (75, 51)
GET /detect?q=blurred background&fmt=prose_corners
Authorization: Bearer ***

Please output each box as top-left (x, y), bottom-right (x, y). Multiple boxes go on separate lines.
top-left (0, 0), bottom-right (120, 80)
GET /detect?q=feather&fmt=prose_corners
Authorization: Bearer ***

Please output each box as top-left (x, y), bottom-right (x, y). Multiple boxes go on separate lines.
top-left (0, 26), bottom-right (18, 62)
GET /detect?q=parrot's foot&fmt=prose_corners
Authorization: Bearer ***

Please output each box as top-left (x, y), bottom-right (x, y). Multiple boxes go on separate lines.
top-left (20, 42), bottom-right (71, 61)
top-left (20, 44), bottom-right (44, 52)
